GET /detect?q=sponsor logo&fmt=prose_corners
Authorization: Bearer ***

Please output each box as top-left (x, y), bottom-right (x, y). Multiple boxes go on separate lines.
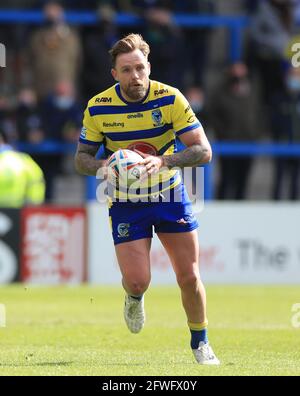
top-left (127, 142), bottom-right (157, 155)
top-left (187, 115), bottom-right (196, 124)
top-left (176, 215), bottom-right (195, 225)
top-left (103, 122), bottom-right (124, 128)
top-left (117, 223), bottom-right (130, 238)
top-left (80, 127), bottom-right (87, 138)
top-left (95, 97), bottom-right (112, 103)
top-left (152, 109), bottom-right (163, 126)
top-left (185, 105), bottom-right (191, 114)
top-left (127, 113), bottom-right (144, 119)
top-left (154, 88), bottom-right (169, 96)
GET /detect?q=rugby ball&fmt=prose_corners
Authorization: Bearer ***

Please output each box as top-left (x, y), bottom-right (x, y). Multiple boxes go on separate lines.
top-left (107, 149), bottom-right (144, 187)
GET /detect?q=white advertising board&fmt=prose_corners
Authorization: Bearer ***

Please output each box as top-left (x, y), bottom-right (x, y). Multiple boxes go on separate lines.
top-left (88, 202), bottom-right (300, 284)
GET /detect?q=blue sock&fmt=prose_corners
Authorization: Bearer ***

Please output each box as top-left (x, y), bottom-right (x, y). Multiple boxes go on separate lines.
top-left (129, 294), bottom-right (143, 301)
top-left (190, 329), bottom-right (208, 349)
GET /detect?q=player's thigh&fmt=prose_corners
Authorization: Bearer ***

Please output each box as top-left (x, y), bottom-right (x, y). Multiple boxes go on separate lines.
top-left (157, 230), bottom-right (200, 277)
top-left (115, 238), bottom-right (152, 284)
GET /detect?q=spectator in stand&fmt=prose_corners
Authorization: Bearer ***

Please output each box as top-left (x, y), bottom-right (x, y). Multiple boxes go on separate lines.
top-left (0, 19), bottom-right (32, 93)
top-left (16, 88), bottom-right (44, 144)
top-left (0, 95), bottom-right (16, 143)
top-left (180, 86), bottom-right (209, 195)
top-left (57, 0), bottom-right (100, 9)
top-left (40, 80), bottom-right (82, 142)
top-left (80, 2), bottom-right (119, 103)
top-left (243, 0), bottom-right (260, 14)
top-left (176, 86), bottom-right (207, 154)
top-left (177, 86), bottom-right (208, 147)
top-left (0, 0), bottom-right (37, 5)
top-left (270, 66), bottom-right (300, 200)
top-left (294, 0), bottom-right (300, 21)
top-left (184, 86), bottom-right (208, 126)
top-left (173, 0), bottom-right (215, 89)
top-left (121, 0), bottom-right (185, 89)
top-left (39, 80), bottom-right (83, 200)
top-left (29, 1), bottom-right (82, 99)
top-left (247, 0), bottom-right (295, 105)
top-left (15, 87), bottom-right (49, 197)
top-left (209, 63), bottom-right (258, 200)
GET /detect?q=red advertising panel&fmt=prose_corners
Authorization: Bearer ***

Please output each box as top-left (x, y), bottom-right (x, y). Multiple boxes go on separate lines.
top-left (21, 207), bottom-right (86, 284)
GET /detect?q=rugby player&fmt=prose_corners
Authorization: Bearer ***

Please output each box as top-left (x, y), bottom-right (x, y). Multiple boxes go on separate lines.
top-left (75, 33), bottom-right (219, 365)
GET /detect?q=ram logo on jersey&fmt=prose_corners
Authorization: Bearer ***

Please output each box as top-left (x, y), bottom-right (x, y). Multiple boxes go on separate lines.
top-left (154, 88), bottom-right (168, 96)
top-left (95, 97), bottom-right (112, 103)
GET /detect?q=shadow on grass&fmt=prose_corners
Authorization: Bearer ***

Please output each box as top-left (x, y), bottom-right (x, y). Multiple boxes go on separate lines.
top-left (101, 363), bottom-right (148, 366)
top-left (101, 361), bottom-right (195, 366)
top-left (0, 361), bottom-right (73, 367)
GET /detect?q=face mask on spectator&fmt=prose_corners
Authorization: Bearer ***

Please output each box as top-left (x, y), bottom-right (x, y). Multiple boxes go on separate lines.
top-left (19, 96), bottom-right (36, 109)
top-left (47, 17), bottom-right (63, 28)
top-left (229, 75), bottom-right (250, 95)
top-left (287, 77), bottom-right (300, 93)
top-left (54, 96), bottom-right (74, 110)
top-left (229, 75), bottom-right (247, 85)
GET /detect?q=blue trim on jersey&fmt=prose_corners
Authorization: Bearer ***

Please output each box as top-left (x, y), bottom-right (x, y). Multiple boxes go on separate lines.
top-left (158, 139), bottom-right (176, 155)
top-left (176, 122), bottom-right (201, 136)
top-left (105, 123), bottom-right (173, 141)
top-left (79, 138), bottom-right (101, 146)
top-left (89, 96), bottom-right (176, 116)
top-left (111, 172), bottom-right (180, 196)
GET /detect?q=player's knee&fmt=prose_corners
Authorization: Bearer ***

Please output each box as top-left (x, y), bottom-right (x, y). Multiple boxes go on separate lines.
top-left (127, 280), bottom-right (150, 296)
top-left (177, 271), bottom-right (200, 291)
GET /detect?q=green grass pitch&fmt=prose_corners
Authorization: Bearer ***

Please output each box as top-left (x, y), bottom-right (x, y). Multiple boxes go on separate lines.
top-left (0, 285), bottom-right (299, 376)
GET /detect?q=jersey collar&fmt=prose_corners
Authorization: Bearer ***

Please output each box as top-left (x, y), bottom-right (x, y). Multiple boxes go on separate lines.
top-left (115, 81), bottom-right (151, 105)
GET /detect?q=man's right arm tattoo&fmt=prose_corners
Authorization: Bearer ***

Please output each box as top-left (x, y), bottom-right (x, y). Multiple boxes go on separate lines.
top-left (74, 143), bottom-right (106, 176)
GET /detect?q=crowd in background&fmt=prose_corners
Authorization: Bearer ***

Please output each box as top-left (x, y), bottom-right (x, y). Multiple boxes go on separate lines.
top-left (1, 0), bottom-right (300, 201)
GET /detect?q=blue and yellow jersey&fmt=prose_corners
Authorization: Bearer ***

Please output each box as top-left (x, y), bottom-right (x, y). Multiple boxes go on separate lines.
top-left (79, 80), bottom-right (201, 198)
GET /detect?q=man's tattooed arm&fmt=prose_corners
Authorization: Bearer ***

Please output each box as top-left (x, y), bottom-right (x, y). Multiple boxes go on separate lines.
top-left (74, 143), bottom-right (106, 176)
top-left (161, 143), bottom-right (212, 169)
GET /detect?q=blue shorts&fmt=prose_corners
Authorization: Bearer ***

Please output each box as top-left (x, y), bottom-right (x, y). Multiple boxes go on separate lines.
top-left (108, 183), bottom-right (198, 245)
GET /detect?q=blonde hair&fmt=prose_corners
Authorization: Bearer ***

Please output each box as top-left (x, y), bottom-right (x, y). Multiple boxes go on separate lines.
top-left (109, 33), bottom-right (150, 67)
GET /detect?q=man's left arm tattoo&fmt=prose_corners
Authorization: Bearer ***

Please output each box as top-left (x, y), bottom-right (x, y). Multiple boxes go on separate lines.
top-left (160, 144), bottom-right (211, 169)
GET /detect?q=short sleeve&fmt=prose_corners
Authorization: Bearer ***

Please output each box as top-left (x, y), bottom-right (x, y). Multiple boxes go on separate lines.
top-left (172, 90), bottom-right (202, 137)
top-left (79, 106), bottom-right (104, 146)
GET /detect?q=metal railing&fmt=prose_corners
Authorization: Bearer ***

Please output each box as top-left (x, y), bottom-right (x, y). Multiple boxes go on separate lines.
top-left (16, 141), bottom-right (300, 201)
top-left (0, 10), bottom-right (249, 62)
